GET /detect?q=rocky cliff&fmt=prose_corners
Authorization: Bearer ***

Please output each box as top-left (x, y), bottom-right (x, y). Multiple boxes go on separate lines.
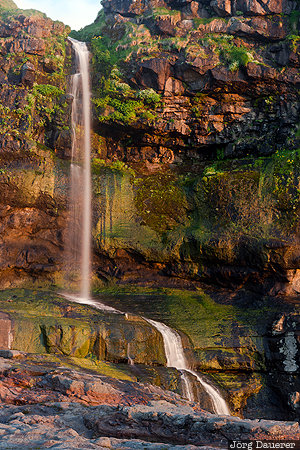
top-left (75, 0), bottom-right (299, 160)
top-left (70, 0), bottom-right (300, 295)
top-left (71, 0), bottom-right (300, 420)
top-left (0, 0), bottom-right (299, 292)
top-left (0, 0), bottom-right (299, 429)
top-left (0, 351), bottom-right (299, 448)
top-left (0, 2), bottom-right (71, 286)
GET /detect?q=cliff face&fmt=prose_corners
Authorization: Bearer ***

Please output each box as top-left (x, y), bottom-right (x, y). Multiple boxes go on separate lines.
top-left (0, 0), bottom-right (299, 423)
top-left (69, 0), bottom-right (300, 294)
top-left (0, 6), bottom-right (70, 286)
top-left (80, 0), bottom-right (299, 162)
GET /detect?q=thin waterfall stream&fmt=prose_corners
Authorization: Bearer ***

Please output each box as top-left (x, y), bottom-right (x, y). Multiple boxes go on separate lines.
top-left (66, 38), bottom-right (230, 416)
top-left (146, 318), bottom-right (230, 415)
top-left (65, 37), bottom-right (92, 300)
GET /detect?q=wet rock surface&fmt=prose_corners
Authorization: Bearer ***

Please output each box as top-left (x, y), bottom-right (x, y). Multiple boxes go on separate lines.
top-left (0, 288), bottom-right (299, 421)
top-left (0, 2), bottom-right (299, 445)
top-left (0, 290), bottom-right (166, 367)
top-left (66, 0), bottom-right (300, 297)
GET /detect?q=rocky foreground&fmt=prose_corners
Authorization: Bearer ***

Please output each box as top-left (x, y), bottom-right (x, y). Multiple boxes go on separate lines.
top-left (0, 352), bottom-right (299, 449)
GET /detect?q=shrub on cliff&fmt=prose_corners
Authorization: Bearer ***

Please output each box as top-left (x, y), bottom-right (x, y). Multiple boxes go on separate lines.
top-left (136, 89), bottom-right (161, 105)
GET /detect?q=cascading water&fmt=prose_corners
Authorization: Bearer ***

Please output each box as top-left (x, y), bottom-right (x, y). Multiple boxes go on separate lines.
top-left (65, 38), bottom-right (230, 416)
top-left (146, 318), bottom-right (230, 416)
top-left (65, 38), bottom-right (92, 300)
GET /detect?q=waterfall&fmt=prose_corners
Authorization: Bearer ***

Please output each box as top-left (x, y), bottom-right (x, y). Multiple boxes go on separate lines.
top-left (65, 38), bottom-right (92, 300)
top-left (64, 287), bottom-right (230, 415)
top-left (64, 39), bottom-right (229, 416)
top-left (146, 318), bottom-right (230, 416)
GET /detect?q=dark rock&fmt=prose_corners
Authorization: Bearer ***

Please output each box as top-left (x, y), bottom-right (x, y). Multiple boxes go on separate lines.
top-left (87, 401), bottom-right (300, 445)
top-left (135, 58), bottom-right (172, 91)
top-left (0, 350), bottom-right (23, 359)
top-left (210, 0), bottom-right (295, 16)
top-left (20, 62), bottom-right (35, 88)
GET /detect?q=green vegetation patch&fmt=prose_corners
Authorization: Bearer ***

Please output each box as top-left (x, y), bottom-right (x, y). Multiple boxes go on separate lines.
top-left (202, 35), bottom-right (254, 71)
top-left (67, 356), bottom-right (134, 381)
top-left (91, 36), bottom-right (161, 125)
top-left (0, 288), bottom-right (103, 321)
top-left (133, 172), bottom-right (188, 234)
top-left (93, 284), bottom-right (282, 373)
top-left (72, 15), bottom-right (162, 126)
top-left (0, 10), bottom-right (69, 143)
top-left (151, 7), bottom-right (181, 18)
top-left (92, 158), bottom-right (135, 177)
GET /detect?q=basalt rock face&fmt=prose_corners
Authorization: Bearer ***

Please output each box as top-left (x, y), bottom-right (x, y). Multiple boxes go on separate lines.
top-left (89, 0), bottom-right (299, 162)
top-left (68, 0), bottom-right (300, 294)
top-left (0, 7), bottom-right (71, 285)
top-left (103, 0), bottom-right (297, 16)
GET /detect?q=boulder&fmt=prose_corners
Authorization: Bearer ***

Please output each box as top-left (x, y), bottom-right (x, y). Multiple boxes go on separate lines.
top-left (20, 62), bottom-right (35, 88)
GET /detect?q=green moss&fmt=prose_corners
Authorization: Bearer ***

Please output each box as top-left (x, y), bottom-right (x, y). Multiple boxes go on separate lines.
top-left (0, 0), bottom-right (17, 9)
top-left (0, 5), bottom-right (46, 20)
top-left (193, 17), bottom-right (227, 27)
top-left (151, 7), bottom-right (181, 18)
top-left (134, 172), bottom-right (188, 234)
top-left (66, 356), bottom-right (135, 381)
top-left (92, 52), bottom-right (160, 125)
top-left (89, 149), bottom-right (300, 271)
top-left (210, 371), bottom-right (263, 413)
top-left (33, 84), bottom-right (64, 98)
top-left (92, 284), bottom-right (282, 374)
top-left (72, 18), bottom-right (161, 126)
top-left (92, 158), bottom-right (135, 177)
top-left (214, 36), bottom-right (254, 69)
top-left (0, 11), bottom-right (69, 145)
top-left (288, 34), bottom-right (300, 52)
top-left (0, 288), bottom-right (99, 321)
top-left (136, 88), bottom-right (161, 105)
top-left (289, 10), bottom-right (300, 33)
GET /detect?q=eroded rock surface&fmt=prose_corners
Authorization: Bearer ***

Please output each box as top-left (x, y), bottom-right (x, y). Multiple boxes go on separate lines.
top-left (0, 354), bottom-right (299, 449)
top-left (65, 0), bottom-right (300, 296)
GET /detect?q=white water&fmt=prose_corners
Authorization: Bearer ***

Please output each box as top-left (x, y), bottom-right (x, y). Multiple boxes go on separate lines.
top-left (63, 293), bottom-right (121, 314)
top-left (127, 342), bottom-right (135, 366)
top-left (66, 38), bottom-right (92, 300)
top-left (63, 290), bottom-right (229, 415)
top-left (146, 318), bottom-right (230, 416)
top-left (64, 39), bottom-right (230, 416)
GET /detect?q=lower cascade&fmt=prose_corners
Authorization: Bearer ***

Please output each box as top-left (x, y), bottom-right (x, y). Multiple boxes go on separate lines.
top-left (146, 318), bottom-right (230, 415)
top-left (65, 37), bottom-right (230, 416)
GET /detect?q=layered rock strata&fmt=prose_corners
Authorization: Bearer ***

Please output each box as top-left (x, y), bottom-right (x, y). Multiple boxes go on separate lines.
top-left (85, 0), bottom-right (300, 161)
top-left (0, 5), bottom-right (70, 284)
top-left (0, 353), bottom-right (299, 448)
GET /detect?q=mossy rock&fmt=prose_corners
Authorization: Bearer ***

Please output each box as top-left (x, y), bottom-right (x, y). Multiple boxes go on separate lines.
top-left (0, 289), bottom-right (166, 367)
